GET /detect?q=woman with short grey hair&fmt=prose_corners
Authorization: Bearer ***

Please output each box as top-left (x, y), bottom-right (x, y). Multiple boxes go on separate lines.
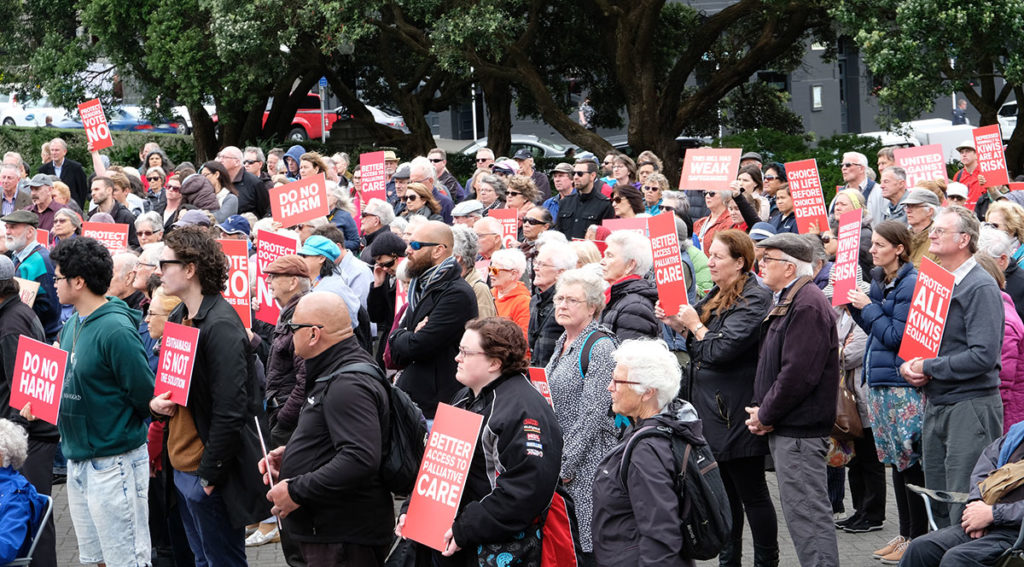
top-left (452, 225), bottom-right (497, 318)
top-left (600, 231), bottom-right (659, 340)
top-left (0, 418), bottom-right (49, 564)
top-left (134, 211), bottom-right (164, 246)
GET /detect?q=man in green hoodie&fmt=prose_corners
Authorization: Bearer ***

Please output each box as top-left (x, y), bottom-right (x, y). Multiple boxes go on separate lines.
top-left (46, 237), bottom-right (155, 566)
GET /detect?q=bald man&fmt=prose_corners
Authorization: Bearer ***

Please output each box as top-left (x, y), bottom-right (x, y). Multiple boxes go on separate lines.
top-left (387, 221), bottom-right (478, 420)
top-left (263, 292), bottom-right (394, 564)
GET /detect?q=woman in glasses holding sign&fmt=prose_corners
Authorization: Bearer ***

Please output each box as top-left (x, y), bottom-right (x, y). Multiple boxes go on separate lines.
top-left (656, 228), bottom-right (778, 566)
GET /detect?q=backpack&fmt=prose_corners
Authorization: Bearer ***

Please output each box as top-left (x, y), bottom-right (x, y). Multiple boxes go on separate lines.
top-left (578, 329), bottom-right (612, 377)
top-left (618, 424), bottom-right (732, 560)
top-left (327, 362), bottom-right (428, 495)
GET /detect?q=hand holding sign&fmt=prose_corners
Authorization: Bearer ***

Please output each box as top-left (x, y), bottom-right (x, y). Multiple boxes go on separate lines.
top-left (648, 212), bottom-right (688, 315)
top-left (10, 336), bottom-right (68, 426)
top-left (898, 258), bottom-right (954, 360)
top-left (154, 322), bottom-right (199, 405)
top-left (77, 99), bottom-right (113, 151)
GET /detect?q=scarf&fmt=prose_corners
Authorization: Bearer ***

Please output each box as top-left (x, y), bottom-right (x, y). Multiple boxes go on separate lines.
top-left (999, 421), bottom-right (1024, 467)
top-left (407, 255), bottom-right (458, 314)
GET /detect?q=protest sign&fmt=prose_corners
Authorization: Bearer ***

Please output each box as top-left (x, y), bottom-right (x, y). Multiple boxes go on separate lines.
top-left (894, 144), bottom-right (948, 187)
top-left (82, 222), bottom-right (129, 253)
top-left (830, 209), bottom-right (863, 307)
top-left (679, 148), bottom-right (742, 192)
top-left (360, 151), bottom-right (388, 203)
top-left (254, 229), bottom-right (299, 325)
top-left (10, 336), bottom-right (67, 425)
top-left (974, 124), bottom-right (1010, 191)
top-left (648, 212), bottom-right (688, 315)
top-left (14, 277), bottom-right (39, 307)
top-left (154, 322), bottom-right (199, 406)
top-left (35, 229), bottom-right (48, 247)
top-left (488, 208), bottom-right (519, 249)
top-left (403, 403), bottom-right (484, 552)
top-left (784, 159), bottom-right (829, 234)
top-left (269, 173), bottom-right (329, 227)
top-left (77, 99), bottom-right (113, 151)
top-left (898, 257), bottom-right (954, 360)
top-left (529, 368), bottom-right (554, 409)
top-left (218, 239), bottom-right (251, 327)
top-left (602, 217), bottom-right (648, 235)
top-left (395, 259), bottom-right (410, 315)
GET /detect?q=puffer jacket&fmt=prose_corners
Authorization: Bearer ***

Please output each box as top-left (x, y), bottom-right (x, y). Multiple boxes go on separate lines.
top-left (849, 262), bottom-right (917, 388)
top-left (180, 174), bottom-right (220, 212)
top-left (1000, 291), bottom-right (1024, 434)
top-left (601, 276), bottom-right (659, 341)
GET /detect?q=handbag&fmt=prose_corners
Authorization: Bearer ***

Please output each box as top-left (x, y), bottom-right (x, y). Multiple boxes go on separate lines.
top-left (832, 370), bottom-right (863, 440)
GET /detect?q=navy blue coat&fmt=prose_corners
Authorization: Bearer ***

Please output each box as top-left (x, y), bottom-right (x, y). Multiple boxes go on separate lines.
top-left (850, 262), bottom-right (917, 388)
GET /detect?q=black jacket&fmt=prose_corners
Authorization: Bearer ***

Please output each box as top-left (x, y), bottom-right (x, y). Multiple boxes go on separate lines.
top-left (168, 294), bottom-right (271, 526)
top-left (687, 273), bottom-right (771, 461)
top-left (367, 276), bottom-right (397, 368)
top-left (601, 277), bottom-right (660, 341)
top-left (265, 294), bottom-right (307, 431)
top-left (528, 286), bottom-right (563, 368)
top-left (555, 187), bottom-right (614, 239)
top-left (0, 295), bottom-right (58, 442)
top-left (233, 169), bottom-right (270, 218)
top-left (89, 201), bottom-right (140, 249)
top-left (39, 158), bottom-right (88, 209)
top-left (450, 373), bottom-right (563, 549)
top-left (389, 263), bottom-right (478, 419)
top-left (279, 338), bottom-right (394, 545)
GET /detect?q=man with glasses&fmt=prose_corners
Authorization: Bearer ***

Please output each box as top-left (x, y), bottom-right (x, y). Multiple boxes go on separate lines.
top-left (901, 207), bottom-right (1004, 528)
top-left (243, 146), bottom-right (273, 190)
top-left (466, 148), bottom-right (496, 197)
top-left (23, 173), bottom-right (65, 232)
top-left (746, 232), bottom-right (840, 567)
top-left (217, 145), bottom-right (270, 219)
top-left (388, 221), bottom-right (477, 421)
top-left (429, 148), bottom-right (466, 203)
top-left (554, 159), bottom-right (614, 239)
top-left (473, 216), bottom-right (504, 276)
top-left (840, 151), bottom-right (885, 227)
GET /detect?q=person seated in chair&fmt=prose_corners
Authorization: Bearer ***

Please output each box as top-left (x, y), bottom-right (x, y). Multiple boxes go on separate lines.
top-left (0, 419), bottom-right (49, 563)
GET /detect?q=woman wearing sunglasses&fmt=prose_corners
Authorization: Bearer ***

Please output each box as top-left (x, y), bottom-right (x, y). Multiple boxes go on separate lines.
top-left (612, 185), bottom-right (645, 219)
top-left (693, 188), bottom-right (738, 252)
top-left (489, 248), bottom-right (531, 342)
top-left (400, 182), bottom-right (443, 221)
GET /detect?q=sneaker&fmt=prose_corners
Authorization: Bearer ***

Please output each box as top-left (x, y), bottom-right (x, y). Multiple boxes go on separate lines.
top-left (245, 525), bottom-right (280, 547)
top-left (844, 518), bottom-right (884, 533)
top-left (872, 535), bottom-right (907, 559)
top-left (834, 513), bottom-right (861, 530)
top-left (880, 540), bottom-right (910, 564)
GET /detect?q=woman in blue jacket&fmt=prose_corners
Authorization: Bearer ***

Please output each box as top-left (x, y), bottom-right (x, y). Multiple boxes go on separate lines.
top-left (0, 419), bottom-right (48, 564)
top-left (848, 220), bottom-right (925, 563)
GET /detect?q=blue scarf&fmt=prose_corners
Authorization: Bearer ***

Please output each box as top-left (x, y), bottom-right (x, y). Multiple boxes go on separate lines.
top-left (998, 421), bottom-right (1024, 467)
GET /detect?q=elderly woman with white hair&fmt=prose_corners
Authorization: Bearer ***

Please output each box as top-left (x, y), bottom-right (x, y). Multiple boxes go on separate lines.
top-left (134, 211), bottom-right (164, 246)
top-left (0, 419), bottom-right (49, 563)
top-left (591, 339), bottom-right (702, 567)
top-left (980, 224), bottom-right (1024, 323)
top-left (489, 248), bottom-right (531, 340)
top-left (600, 230), bottom-right (659, 340)
top-left (544, 267), bottom-right (619, 561)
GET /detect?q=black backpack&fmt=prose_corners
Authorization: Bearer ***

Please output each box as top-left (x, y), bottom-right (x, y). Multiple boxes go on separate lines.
top-left (618, 424), bottom-right (732, 560)
top-left (329, 362), bottom-right (428, 496)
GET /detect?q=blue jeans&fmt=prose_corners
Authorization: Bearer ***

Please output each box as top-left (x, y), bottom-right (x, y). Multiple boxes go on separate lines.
top-left (173, 470), bottom-right (247, 567)
top-left (66, 443), bottom-right (151, 567)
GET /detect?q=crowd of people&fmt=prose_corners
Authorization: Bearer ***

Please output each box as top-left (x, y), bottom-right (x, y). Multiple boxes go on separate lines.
top-left (2, 135), bottom-right (1024, 567)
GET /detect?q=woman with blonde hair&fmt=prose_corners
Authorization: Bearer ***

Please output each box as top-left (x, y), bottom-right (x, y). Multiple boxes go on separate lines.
top-left (401, 182), bottom-right (442, 221)
top-left (986, 200), bottom-right (1024, 266)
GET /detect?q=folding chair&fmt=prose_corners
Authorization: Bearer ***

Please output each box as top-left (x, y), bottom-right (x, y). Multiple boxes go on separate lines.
top-left (4, 493), bottom-right (53, 567)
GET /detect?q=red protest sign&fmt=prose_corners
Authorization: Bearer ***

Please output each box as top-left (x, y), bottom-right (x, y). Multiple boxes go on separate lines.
top-left (77, 99), bottom-right (113, 151)
top-left (218, 239), bottom-right (251, 328)
top-left (154, 322), bottom-right (199, 405)
top-left (898, 257), bottom-right (954, 360)
top-left (895, 144), bottom-right (948, 187)
top-left (602, 217), bottom-right (648, 236)
top-left (82, 222), bottom-right (129, 253)
top-left (10, 336), bottom-right (67, 425)
top-left (403, 403), bottom-right (484, 551)
top-left (395, 259), bottom-right (409, 315)
top-left (359, 151), bottom-right (387, 203)
top-left (269, 173), bottom-right (330, 227)
top-left (529, 368), bottom-right (554, 409)
top-left (648, 212), bottom-right (688, 316)
top-left (679, 148), bottom-right (742, 192)
top-left (488, 208), bottom-right (519, 248)
top-left (35, 229), bottom-right (49, 247)
top-left (784, 159), bottom-right (829, 234)
top-left (831, 209), bottom-right (862, 307)
top-left (254, 229), bottom-right (299, 325)
top-left (974, 124), bottom-right (1010, 190)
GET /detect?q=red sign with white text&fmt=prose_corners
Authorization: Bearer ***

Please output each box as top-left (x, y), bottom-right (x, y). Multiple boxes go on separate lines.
top-left (679, 148), bottom-right (742, 192)
top-left (82, 222), bottom-right (129, 253)
top-left (218, 239), bottom-right (251, 328)
top-left (831, 209), bottom-right (862, 307)
top-left (269, 173), bottom-right (329, 227)
top-left (403, 403), bottom-right (484, 551)
top-left (895, 144), bottom-right (948, 187)
top-left (602, 217), bottom-right (648, 236)
top-left (898, 257), bottom-right (954, 360)
top-left (255, 230), bottom-right (300, 325)
top-left (529, 368), bottom-right (554, 409)
top-left (488, 208), bottom-right (519, 249)
top-left (35, 229), bottom-right (49, 247)
top-left (648, 212), bottom-right (688, 315)
top-left (154, 322), bottom-right (199, 406)
top-left (359, 151), bottom-right (388, 203)
top-left (10, 336), bottom-right (67, 425)
top-left (77, 99), bottom-right (113, 151)
top-left (974, 124), bottom-right (1010, 191)
top-left (784, 159), bottom-right (829, 234)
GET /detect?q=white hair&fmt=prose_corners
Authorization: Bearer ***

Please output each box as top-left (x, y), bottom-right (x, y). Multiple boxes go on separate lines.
top-left (556, 267), bottom-right (608, 318)
top-left (390, 216), bottom-right (409, 233)
top-left (979, 225), bottom-right (1018, 258)
top-left (139, 242), bottom-right (164, 266)
top-left (112, 252), bottom-right (139, 279)
top-left (409, 156), bottom-right (437, 183)
top-left (612, 338), bottom-right (681, 410)
top-left (538, 241), bottom-right (578, 271)
top-left (843, 151), bottom-right (868, 167)
top-left (135, 211), bottom-right (163, 233)
top-left (605, 231), bottom-right (654, 276)
top-left (778, 251), bottom-right (814, 278)
top-left (474, 216), bottom-right (502, 235)
top-left (363, 198), bottom-right (395, 225)
top-left (491, 248), bottom-right (527, 276)
top-left (0, 419), bottom-right (29, 469)
top-left (451, 225), bottom-right (479, 271)
top-left (535, 230), bottom-right (567, 248)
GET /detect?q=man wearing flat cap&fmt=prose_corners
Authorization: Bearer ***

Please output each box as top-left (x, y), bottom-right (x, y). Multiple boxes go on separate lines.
top-left (745, 232), bottom-right (840, 566)
top-left (23, 174), bottom-right (66, 232)
top-left (2, 210), bottom-right (61, 340)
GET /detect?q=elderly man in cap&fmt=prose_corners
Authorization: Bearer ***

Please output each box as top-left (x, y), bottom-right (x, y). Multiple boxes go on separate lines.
top-left (216, 215), bottom-right (252, 245)
top-left (904, 188), bottom-right (941, 267)
top-left (543, 162), bottom-right (575, 218)
top-left (745, 232), bottom-right (839, 566)
top-left (953, 139), bottom-right (986, 211)
top-left (23, 174), bottom-right (65, 232)
top-left (451, 199), bottom-right (484, 228)
top-left (2, 210), bottom-right (61, 340)
top-left (740, 151), bottom-right (763, 169)
top-left (296, 235), bottom-right (361, 332)
top-left (389, 163), bottom-right (410, 212)
top-left (513, 148), bottom-right (551, 201)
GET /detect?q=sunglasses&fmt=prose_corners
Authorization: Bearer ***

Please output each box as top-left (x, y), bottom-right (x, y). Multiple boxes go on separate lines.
top-left (475, 158), bottom-right (491, 163)
top-left (489, 266), bottom-right (514, 276)
top-left (375, 258), bottom-right (397, 268)
top-left (409, 240), bottom-right (442, 251)
top-left (146, 176), bottom-right (161, 182)
top-left (507, 191), bottom-right (522, 197)
top-left (360, 211), bottom-right (377, 218)
top-left (763, 175), bottom-right (777, 180)
top-left (137, 230), bottom-right (158, 237)
top-left (243, 159), bottom-right (258, 165)
top-left (612, 196), bottom-right (624, 204)
top-left (572, 171), bottom-right (589, 177)
top-left (642, 186), bottom-right (659, 192)
top-left (658, 205), bottom-right (677, 213)
top-left (403, 194), bottom-right (420, 202)
top-left (283, 320), bottom-right (323, 332)
top-left (429, 158), bottom-right (444, 163)
top-left (706, 191), bottom-right (717, 197)
top-left (841, 162), bottom-right (862, 168)
top-left (523, 217), bottom-right (547, 225)
top-left (166, 185), bottom-right (181, 191)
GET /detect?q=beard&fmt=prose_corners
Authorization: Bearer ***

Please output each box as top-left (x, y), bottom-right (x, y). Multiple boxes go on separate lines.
top-left (405, 253), bottom-right (433, 279)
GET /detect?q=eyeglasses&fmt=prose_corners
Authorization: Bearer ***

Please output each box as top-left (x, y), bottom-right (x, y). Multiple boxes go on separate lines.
top-left (553, 295), bottom-right (585, 306)
top-left (841, 162), bottom-right (863, 168)
top-left (610, 379), bottom-right (643, 389)
top-left (948, 195), bottom-right (966, 201)
top-left (489, 266), bottom-right (514, 276)
top-left (138, 230), bottom-right (157, 237)
top-left (375, 258), bottom-right (397, 268)
top-left (429, 158), bottom-right (444, 163)
top-left (572, 171), bottom-right (589, 177)
top-left (930, 227), bottom-right (964, 237)
top-left (760, 256), bottom-right (793, 266)
top-left (457, 347), bottom-right (488, 358)
top-left (201, 170), bottom-right (217, 177)
top-left (147, 176), bottom-right (161, 182)
top-left (360, 211), bottom-right (378, 218)
top-left (507, 191), bottom-right (522, 197)
top-left (158, 259), bottom-right (185, 270)
top-left (642, 186), bottom-right (659, 192)
top-left (409, 241), bottom-right (442, 251)
top-left (146, 311), bottom-right (169, 318)
top-left (475, 158), bottom-right (490, 163)
top-left (53, 276), bottom-right (68, 283)
top-left (611, 164), bottom-right (626, 170)
top-left (138, 262), bottom-right (157, 269)
top-left (523, 217), bottom-right (547, 225)
top-left (284, 320), bottom-right (323, 332)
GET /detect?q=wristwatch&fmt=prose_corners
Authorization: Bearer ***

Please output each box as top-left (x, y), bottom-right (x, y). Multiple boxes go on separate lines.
top-left (693, 322), bottom-right (705, 333)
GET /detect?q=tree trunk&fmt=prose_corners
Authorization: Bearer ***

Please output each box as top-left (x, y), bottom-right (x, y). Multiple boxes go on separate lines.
top-left (479, 76), bottom-right (513, 158)
top-left (1006, 86), bottom-right (1024, 178)
top-left (189, 104), bottom-right (218, 163)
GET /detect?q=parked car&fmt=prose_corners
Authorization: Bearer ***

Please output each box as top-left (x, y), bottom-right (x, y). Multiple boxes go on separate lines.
top-left (999, 101), bottom-right (1017, 140)
top-left (461, 134), bottom-right (574, 158)
top-left (170, 101), bottom-right (218, 134)
top-left (261, 94), bottom-right (410, 141)
top-left (0, 95), bottom-right (73, 127)
top-left (334, 103), bottom-right (410, 134)
top-left (52, 106), bottom-right (179, 134)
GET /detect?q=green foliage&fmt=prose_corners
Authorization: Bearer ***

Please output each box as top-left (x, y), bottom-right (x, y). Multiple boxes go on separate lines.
top-left (0, 127), bottom-right (194, 175)
top-left (720, 83), bottom-right (804, 135)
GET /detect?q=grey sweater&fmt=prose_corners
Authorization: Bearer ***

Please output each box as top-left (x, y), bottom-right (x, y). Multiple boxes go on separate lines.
top-left (922, 264), bottom-right (1004, 405)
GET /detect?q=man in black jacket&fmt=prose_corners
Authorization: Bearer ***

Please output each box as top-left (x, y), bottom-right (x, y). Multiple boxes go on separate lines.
top-left (388, 221), bottom-right (478, 420)
top-left (555, 159), bottom-right (614, 239)
top-left (264, 292), bottom-right (394, 565)
top-left (219, 146), bottom-right (270, 218)
top-left (38, 138), bottom-right (88, 209)
top-left (88, 177), bottom-right (140, 248)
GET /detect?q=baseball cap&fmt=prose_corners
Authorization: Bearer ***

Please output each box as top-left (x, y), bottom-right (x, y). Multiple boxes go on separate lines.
top-left (173, 209), bottom-right (212, 228)
top-left (903, 188), bottom-right (941, 207)
top-left (946, 182), bottom-right (969, 199)
top-left (27, 174), bottom-right (54, 188)
top-left (492, 159), bottom-right (519, 175)
top-left (262, 254), bottom-right (310, 278)
top-left (297, 235), bottom-right (340, 263)
top-left (1, 210), bottom-right (39, 227)
top-left (749, 222), bottom-right (777, 242)
top-left (956, 139), bottom-right (975, 152)
top-left (217, 215), bottom-right (251, 236)
top-left (513, 149), bottom-right (533, 160)
top-left (550, 163), bottom-right (573, 175)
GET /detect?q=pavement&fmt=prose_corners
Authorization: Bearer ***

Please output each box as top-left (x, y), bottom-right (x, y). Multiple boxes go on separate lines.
top-left (52, 469), bottom-right (905, 566)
